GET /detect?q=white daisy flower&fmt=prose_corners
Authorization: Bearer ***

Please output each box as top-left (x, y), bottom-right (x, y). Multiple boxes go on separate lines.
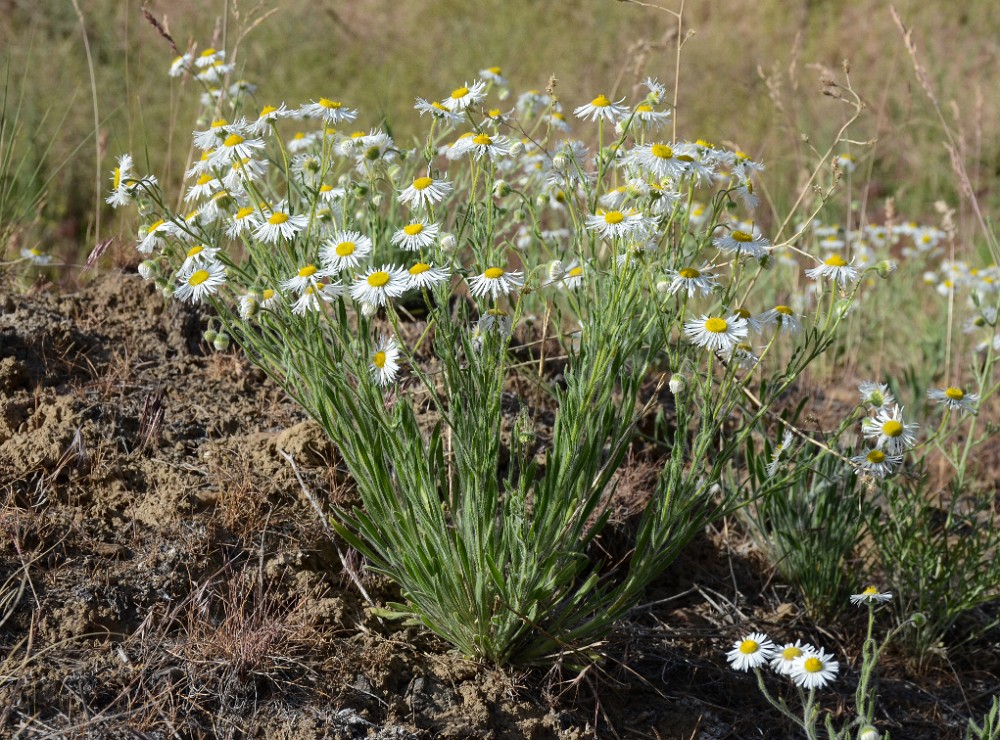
top-left (259, 288), bottom-right (281, 311)
top-left (927, 386), bottom-right (979, 414)
top-left (194, 47), bottom-right (225, 68)
top-left (770, 641), bottom-right (816, 676)
top-left (321, 230), bottom-right (373, 273)
top-left (851, 449), bottom-right (903, 479)
top-left (713, 229), bottom-right (770, 259)
top-left (106, 153), bottom-right (156, 208)
top-left (465, 132), bottom-right (511, 162)
top-left (209, 131), bottom-right (266, 167)
top-left (179, 244), bottom-right (220, 273)
top-left (443, 80), bottom-right (487, 112)
top-left (19, 247), bottom-right (52, 266)
top-left (732, 307), bottom-right (765, 334)
top-left (555, 260), bottom-right (587, 290)
top-left (175, 261), bottom-right (226, 303)
top-left (477, 307), bottom-right (513, 337)
top-left (350, 264), bottom-right (409, 306)
top-left (169, 52), bottom-right (193, 77)
top-left (391, 220), bottom-right (440, 252)
top-left (249, 103), bottom-right (289, 135)
top-left (765, 430), bottom-right (796, 478)
top-left (584, 209), bottom-right (652, 241)
top-left (253, 205), bottom-right (308, 244)
top-left (406, 261), bottom-right (450, 290)
top-left (184, 173), bottom-right (222, 203)
top-left (290, 153), bottom-right (324, 185)
top-left (398, 176), bottom-right (453, 209)
top-left (414, 98), bottom-right (464, 125)
top-left (137, 218), bottom-right (176, 254)
top-left (292, 283), bottom-right (338, 316)
top-left (758, 305), bottom-right (802, 334)
top-left (288, 131), bottom-right (317, 153)
top-left (790, 649), bottom-right (839, 689)
top-left (370, 336), bottom-right (401, 387)
top-left (299, 98), bottom-right (358, 124)
top-left (849, 587), bottom-right (893, 607)
top-left (467, 266), bottom-right (524, 301)
top-left (629, 102), bottom-right (672, 131)
top-left (806, 254), bottom-right (860, 287)
top-left (193, 118), bottom-right (239, 150)
top-left (479, 66), bottom-right (506, 85)
top-left (574, 93), bottom-right (628, 123)
top-left (726, 632), bottom-right (776, 672)
top-left (223, 156), bottom-right (268, 191)
top-left (281, 264), bottom-right (332, 294)
top-left (684, 315), bottom-right (749, 353)
top-left (665, 264), bottom-right (719, 297)
top-left (628, 142), bottom-right (687, 180)
top-left (861, 405), bottom-right (918, 455)
top-left (226, 206), bottom-right (261, 239)
top-left (318, 183), bottom-right (346, 204)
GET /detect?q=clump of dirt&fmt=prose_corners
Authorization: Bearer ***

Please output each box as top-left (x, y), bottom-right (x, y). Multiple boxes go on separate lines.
top-left (0, 271), bottom-right (995, 738)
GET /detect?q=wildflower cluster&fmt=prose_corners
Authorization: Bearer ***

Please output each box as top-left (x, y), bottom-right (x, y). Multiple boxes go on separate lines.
top-left (110, 47), bottom-right (873, 665)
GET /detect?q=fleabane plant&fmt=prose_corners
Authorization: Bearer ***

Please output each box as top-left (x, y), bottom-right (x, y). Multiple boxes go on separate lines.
top-left (111, 50), bottom-right (874, 665)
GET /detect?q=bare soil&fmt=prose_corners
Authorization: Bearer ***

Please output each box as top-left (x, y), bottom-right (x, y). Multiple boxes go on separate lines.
top-left (0, 272), bottom-right (996, 738)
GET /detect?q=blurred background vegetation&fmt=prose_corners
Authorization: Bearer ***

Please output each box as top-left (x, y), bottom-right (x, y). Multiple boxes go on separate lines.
top-left (1, 0), bottom-right (998, 261)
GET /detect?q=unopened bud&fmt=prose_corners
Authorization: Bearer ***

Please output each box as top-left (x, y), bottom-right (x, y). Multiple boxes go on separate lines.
top-left (497, 87), bottom-right (510, 101)
top-left (440, 233), bottom-right (457, 252)
top-left (535, 193), bottom-right (550, 208)
top-left (552, 153), bottom-right (568, 171)
top-left (548, 260), bottom-right (564, 281)
top-left (835, 299), bottom-right (852, 319)
top-left (239, 293), bottom-right (259, 319)
top-left (858, 726), bottom-right (880, 740)
top-left (910, 612), bottom-right (927, 627)
top-left (876, 259), bottom-right (897, 279)
top-left (508, 141), bottom-right (525, 157)
top-left (669, 373), bottom-right (687, 395)
top-left (138, 260), bottom-right (157, 280)
top-left (212, 332), bottom-right (230, 351)
top-left (655, 279), bottom-right (670, 294)
top-left (371, 193), bottom-right (383, 207)
top-left (493, 179), bottom-right (511, 198)
top-left (203, 328), bottom-right (218, 344)
top-left (757, 253), bottom-right (773, 270)
top-left (361, 302), bottom-right (378, 318)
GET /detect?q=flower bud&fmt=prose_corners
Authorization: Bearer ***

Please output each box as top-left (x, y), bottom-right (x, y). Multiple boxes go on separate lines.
top-left (757, 253), bottom-right (773, 270)
top-left (212, 332), bottom-right (230, 351)
top-left (655, 279), bottom-right (670, 294)
top-left (387, 164), bottom-right (402, 180)
top-left (535, 194), bottom-right (550, 208)
top-left (361, 302), bottom-right (378, 318)
top-left (203, 328), bottom-right (218, 344)
top-left (138, 260), bottom-right (157, 280)
top-left (440, 233), bottom-right (457, 252)
top-left (835, 299), bottom-right (852, 319)
top-left (497, 87), bottom-right (510, 101)
top-left (493, 179), bottom-right (511, 198)
top-left (552, 153), bottom-right (568, 171)
top-left (508, 141), bottom-right (525, 157)
top-left (239, 293), bottom-right (259, 319)
top-left (160, 282), bottom-right (174, 299)
top-left (876, 259), bottom-right (897, 279)
top-left (548, 260), bottom-right (564, 281)
top-left (910, 612), bottom-right (927, 627)
top-left (858, 726), bottom-right (880, 740)
top-left (371, 193), bottom-right (383, 207)
top-left (669, 373), bottom-right (687, 395)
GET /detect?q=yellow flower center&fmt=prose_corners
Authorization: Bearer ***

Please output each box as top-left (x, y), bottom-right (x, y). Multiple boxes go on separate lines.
top-left (735, 308), bottom-right (752, 319)
top-left (432, 101), bottom-right (448, 112)
top-left (189, 269), bottom-right (210, 286)
top-left (367, 271), bottom-right (390, 288)
top-left (863, 586), bottom-right (879, 595)
top-left (651, 143), bottom-right (673, 159)
top-left (298, 264), bottom-right (318, 278)
top-left (824, 254), bottom-right (848, 267)
top-left (259, 105), bottom-right (277, 117)
top-left (268, 212), bottom-right (290, 225)
top-left (782, 646), bottom-right (803, 661)
top-left (112, 167), bottom-right (121, 189)
top-left (320, 184), bottom-right (333, 193)
top-left (335, 241), bottom-right (356, 256)
top-left (568, 266), bottom-right (584, 277)
top-left (739, 640), bottom-right (759, 655)
top-left (488, 66), bottom-right (501, 75)
top-left (293, 132), bottom-right (306, 140)
top-left (235, 206), bottom-right (254, 220)
top-left (484, 267), bottom-right (505, 279)
top-left (705, 317), bottom-right (729, 334)
top-left (409, 262), bottom-right (430, 275)
top-left (186, 245), bottom-right (204, 257)
top-left (148, 219), bottom-right (165, 233)
top-left (696, 139), bottom-right (714, 148)
top-left (412, 176), bottom-right (433, 190)
top-left (200, 48), bottom-right (216, 58)
top-left (732, 230), bottom-right (753, 242)
top-left (374, 351), bottom-right (387, 368)
top-left (319, 98), bottom-right (342, 109)
top-left (488, 108), bottom-right (501, 118)
top-left (451, 86), bottom-right (469, 99)
top-left (196, 173), bottom-right (214, 186)
top-left (403, 223), bottom-right (424, 236)
top-left (473, 133), bottom-right (493, 146)
top-left (866, 450), bottom-right (886, 464)
top-left (945, 387), bottom-right (965, 400)
top-left (591, 94), bottom-right (611, 107)
top-left (774, 305), bottom-right (793, 316)
top-left (803, 657), bottom-right (823, 673)
top-left (210, 119), bottom-right (227, 129)
top-left (679, 268), bottom-right (700, 279)
top-left (636, 103), bottom-right (653, 113)
top-left (224, 133), bottom-right (245, 147)
top-left (604, 211), bottom-right (625, 225)
top-left (881, 420), bottom-right (903, 437)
